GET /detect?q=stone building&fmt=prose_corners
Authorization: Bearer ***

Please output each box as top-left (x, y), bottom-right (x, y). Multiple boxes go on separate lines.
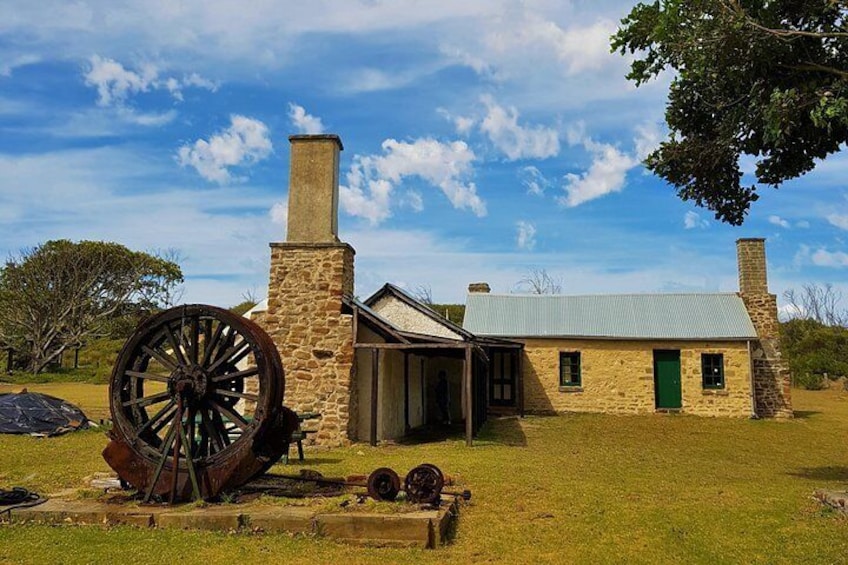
top-left (463, 238), bottom-right (793, 419)
top-left (254, 134), bottom-right (792, 449)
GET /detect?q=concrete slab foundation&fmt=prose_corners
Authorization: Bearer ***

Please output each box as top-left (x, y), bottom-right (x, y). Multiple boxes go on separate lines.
top-left (7, 496), bottom-right (459, 548)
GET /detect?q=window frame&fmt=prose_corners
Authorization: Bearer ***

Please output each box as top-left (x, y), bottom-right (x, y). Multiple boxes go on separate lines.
top-left (559, 351), bottom-right (582, 388)
top-left (701, 353), bottom-right (725, 390)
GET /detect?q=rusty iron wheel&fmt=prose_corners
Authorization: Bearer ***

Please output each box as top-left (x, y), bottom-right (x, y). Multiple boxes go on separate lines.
top-left (103, 304), bottom-right (288, 503)
top-left (404, 463), bottom-right (445, 504)
top-left (366, 467), bottom-right (401, 501)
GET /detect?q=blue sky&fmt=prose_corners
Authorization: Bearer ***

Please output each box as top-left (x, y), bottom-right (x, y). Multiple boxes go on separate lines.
top-left (1, 0), bottom-right (846, 310)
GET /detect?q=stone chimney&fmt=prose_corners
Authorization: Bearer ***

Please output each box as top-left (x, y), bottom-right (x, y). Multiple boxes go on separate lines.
top-left (468, 282), bottom-right (491, 293)
top-left (736, 238), bottom-right (792, 418)
top-left (737, 238), bottom-right (768, 296)
top-left (286, 134), bottom-right (343, 243)
top-left (262, 134), bottom-right (357, 446)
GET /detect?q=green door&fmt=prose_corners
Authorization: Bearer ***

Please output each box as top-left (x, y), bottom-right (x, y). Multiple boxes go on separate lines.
top-left (654, 350), bottom-right (682, 409)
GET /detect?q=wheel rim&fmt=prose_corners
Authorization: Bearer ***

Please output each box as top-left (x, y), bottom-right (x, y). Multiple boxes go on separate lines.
top-left (107, 304), bottom-right (285, 501)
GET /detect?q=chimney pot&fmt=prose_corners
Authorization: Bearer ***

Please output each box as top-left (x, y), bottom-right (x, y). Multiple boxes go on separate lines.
top-left (468, 282), bottom-right (491, 294)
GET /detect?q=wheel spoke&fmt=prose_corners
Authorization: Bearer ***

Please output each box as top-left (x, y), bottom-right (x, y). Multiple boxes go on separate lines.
top-left (164, 325), bottom-right (187, 367)
top-left (136, 400), bottom-right (176, 436)
top-left (142, 345), bottom-right (179, 372)
top-left (126, 370), bottom-right (170, 383)
top-left (214, 389), bottom-right (259, 402)
top-left (201, 321), bottom-right (227, 367)
top-left (208, 339), bottom-right (251, 373)
top-left (142, 421), bottom-right (178, 503)
top-left (189, 316), bottom-right (200, 365)
top-left (200, 408), bottom-right (224, 453)
top-left (208, 398), bottom-right (250, 430)
top-left (122, 390), bottom-right (171, 408)
top-left (210, 366), bottom-right (259, 383)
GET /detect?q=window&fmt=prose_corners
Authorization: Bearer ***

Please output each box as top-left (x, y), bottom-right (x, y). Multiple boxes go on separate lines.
top-left (701, 353), bottom-right (725, 389)
top-left (559, 352), bottom-right (581, 387)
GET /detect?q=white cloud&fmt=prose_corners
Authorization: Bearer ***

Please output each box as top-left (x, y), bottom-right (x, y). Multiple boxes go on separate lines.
top-left (288, 103), bottom-right (325, 134)
top-left (684, 211), bottom-right (709, 230)
top-left (0, 54), bottom-right (40, 77)
top-left (558, 138), bottom-right (636, 208)
top-left (516, 220), bottom-right (536, 250)
top-left (83, 55), bottom-right (216, 107)
top-left (481, 14), bottom-right (618, 76)
top-left (339, 137), bottom-right (484, 224)
top-left (479, 95), bottom-right (559, 160)
top-left (768, 215), bottom-right (791, 229)
top-left (85, 55), bottom-right (156, 106)
top-left (176, 115), bottom-right (273, 183)
top-left (827, 214), bottom-right (848, 231)
top-left (811, 248), bottom-right (848, 268)
top-left (519, 165), bottom-right (550, 196)
top-left (437, 107), bottom-right (476, 136)
top-left (270, 200), bottom-right (287, 227)
top-left (796, 220), bottom-right (810, 229)
top-left (404, 190), bottom-right (424, 212)
top-left (558, 123), bottom-right (660, 208)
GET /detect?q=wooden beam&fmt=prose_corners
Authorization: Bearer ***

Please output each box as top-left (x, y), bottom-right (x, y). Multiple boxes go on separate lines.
top-left (370, 348), bottom-right (379, 447)
top-left (517, 350), bottom-right (525, 418)
top-left (403, 352), bottom-right (410, 432)
top-left (465, 345), bottom-right (473, 447)
top-left (354, 342), bottom-right (467, 350)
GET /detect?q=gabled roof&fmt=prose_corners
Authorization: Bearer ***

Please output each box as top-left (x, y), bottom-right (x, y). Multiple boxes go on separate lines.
top-left (364, 283), bottom-right (474, 341)
top-left (464, 293), bottom-right (758, 340)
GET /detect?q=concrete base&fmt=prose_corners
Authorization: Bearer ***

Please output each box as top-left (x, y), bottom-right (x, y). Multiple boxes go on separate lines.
top-left (814, 489), bottom-right (848, 515)
top-left (7, 496), bottom-right (459, 548)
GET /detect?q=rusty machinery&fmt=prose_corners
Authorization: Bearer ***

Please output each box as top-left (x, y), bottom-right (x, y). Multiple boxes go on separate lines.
top-left (103, 305), bottom-right (298, 503)
top-left (103, 304), bottom-right (465, 505)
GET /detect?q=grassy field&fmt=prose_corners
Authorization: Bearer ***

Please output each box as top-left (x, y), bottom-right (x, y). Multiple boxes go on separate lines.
top-left (1, 386), bottom-right (847, 564)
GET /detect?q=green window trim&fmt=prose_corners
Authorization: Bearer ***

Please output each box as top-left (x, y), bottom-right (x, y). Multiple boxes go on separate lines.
top-left (559, 352), bottom-right (581, 387)
top-left (701, 353), bottom-right (725, 389)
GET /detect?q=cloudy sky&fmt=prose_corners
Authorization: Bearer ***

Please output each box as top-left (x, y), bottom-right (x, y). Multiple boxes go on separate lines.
top-left (1, 0), bottom-right (846, 309)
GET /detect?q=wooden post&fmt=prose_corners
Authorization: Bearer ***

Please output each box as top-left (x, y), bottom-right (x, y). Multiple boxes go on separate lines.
top-left (465, 345), bottom-right (473, 447)
top-left (517, 349), bottom-right (525, 418)
top-left (5, 348), bottom-right (12, 373)
top-left (403, 352), bottom-right (410, 432)
top-left (74, 347), bottom-right (80, 369)
top-left (370, 348), bottom-right (379, 447)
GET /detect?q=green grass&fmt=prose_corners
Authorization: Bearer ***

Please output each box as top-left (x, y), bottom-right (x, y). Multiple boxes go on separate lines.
top-left (1, 388), bottom-right (848, 564)
top-left (0, 338), bottom-right (124, 385)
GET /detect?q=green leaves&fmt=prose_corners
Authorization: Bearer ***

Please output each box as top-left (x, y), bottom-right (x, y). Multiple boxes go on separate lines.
top-left (613, 0), bottom-right (848, 224)
top-left (0, 240), bottom-right (183, 373)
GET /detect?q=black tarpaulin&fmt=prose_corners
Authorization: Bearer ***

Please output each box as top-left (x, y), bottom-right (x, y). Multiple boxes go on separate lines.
top-left (0, 391), bottom-right (90, 436)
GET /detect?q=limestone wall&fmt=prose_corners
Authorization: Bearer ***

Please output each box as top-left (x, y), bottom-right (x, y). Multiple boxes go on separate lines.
top-left (520, 338), bottom-right (753, 417)
top-left (736, 238), bottom-right (793, 418)
top-left (262, 242), bottom-right (356, 446)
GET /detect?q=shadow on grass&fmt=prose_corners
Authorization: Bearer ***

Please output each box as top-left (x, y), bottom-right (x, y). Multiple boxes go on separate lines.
top-left (283, 457), bottom-right (343, 466)
top-left (788, 466), bottom-right (848, 482)
top-left (793, 410), bottom-right (821, 419)
top-left (476, 416), bottom-right (527, 447)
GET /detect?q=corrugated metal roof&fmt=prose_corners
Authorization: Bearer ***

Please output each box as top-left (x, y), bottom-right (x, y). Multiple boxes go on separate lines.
top-left (463, 293), bottom-right (757, 340)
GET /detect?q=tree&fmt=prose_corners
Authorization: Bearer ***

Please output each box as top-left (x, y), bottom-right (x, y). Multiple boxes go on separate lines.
top-left (783, 283), bottom-right (847, 326)
top-left (513, 268), bottom-right (563, 294)
top-left (411, 284), bottom-right (435, 306)
top-left (0, 240), bottom-right (183, 374)
top-left (612, 1), bottom-right (848, 224)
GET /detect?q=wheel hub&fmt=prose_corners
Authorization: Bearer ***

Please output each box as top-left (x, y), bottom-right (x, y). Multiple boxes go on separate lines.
top-left (168, 364), bottom-right (209, 403)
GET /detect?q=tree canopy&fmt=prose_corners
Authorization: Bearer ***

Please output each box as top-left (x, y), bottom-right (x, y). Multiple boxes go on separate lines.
top-left (612, 0), bottom-right (848, 224)
top-left (0, 240), bottom-right (183, 374)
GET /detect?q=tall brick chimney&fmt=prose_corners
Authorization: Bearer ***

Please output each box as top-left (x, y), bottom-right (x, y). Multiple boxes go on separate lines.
top-left (736, 238), bottom-right (792, 418)
top-left (262, 134), bottom-right (357, 446)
